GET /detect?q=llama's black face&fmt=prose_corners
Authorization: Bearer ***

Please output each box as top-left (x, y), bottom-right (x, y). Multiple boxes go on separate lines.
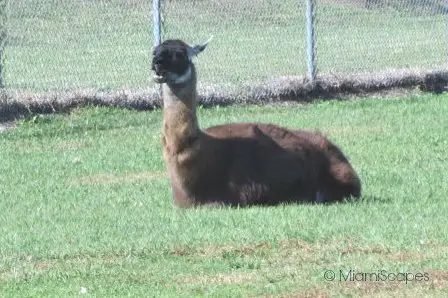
top-left (152, 40), bottom-right (190, 84)
top-left (152, 38), bottom-right (211, 85)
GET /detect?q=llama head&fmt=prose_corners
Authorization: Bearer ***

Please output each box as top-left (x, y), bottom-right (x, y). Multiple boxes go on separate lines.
top-left (152, 37), bottom-right (212, 85)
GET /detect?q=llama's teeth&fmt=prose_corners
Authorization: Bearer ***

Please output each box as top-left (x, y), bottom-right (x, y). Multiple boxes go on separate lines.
top-left (153, 75), bottom-right (165, 83)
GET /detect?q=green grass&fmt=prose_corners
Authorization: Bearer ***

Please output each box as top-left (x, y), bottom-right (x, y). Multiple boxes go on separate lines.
top-left (1, 94), bottom-right (448, 297)
top-left (5, 0), bottom-right (447, 92)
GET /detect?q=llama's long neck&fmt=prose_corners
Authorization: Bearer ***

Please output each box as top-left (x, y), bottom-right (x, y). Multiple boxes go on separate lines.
top-left (162, 66), bottom-right (201, 155)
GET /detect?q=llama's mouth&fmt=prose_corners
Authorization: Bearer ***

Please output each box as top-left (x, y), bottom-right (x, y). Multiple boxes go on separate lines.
top-left (153, 74), bottom-right (166, 83)
top-left (152, 62), bottom-right (167, 83)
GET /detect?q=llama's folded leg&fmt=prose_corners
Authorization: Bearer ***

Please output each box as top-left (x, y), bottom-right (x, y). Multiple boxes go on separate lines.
top-left (172, 183), bottom-right (194, 208)
top-left (314, 189), bottom-right (341, 203)
top-left (315, 190), bottom-right (326, 204)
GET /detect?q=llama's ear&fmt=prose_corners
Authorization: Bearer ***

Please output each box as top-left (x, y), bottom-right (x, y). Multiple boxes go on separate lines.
top-left (188, 36), bottom-right (213, 58)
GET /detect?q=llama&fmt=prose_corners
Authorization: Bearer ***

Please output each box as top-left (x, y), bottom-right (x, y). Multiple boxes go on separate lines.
top-left (152, 38), bottom-right (361, 207)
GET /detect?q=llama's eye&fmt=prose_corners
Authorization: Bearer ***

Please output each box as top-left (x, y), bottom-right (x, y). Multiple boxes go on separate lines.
top-left (174, 51), bottom-right (181, 58)
top-left (161, 50), bottom-right (170, 58)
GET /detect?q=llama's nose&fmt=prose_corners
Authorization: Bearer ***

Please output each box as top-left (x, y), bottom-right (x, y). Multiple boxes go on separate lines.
top-left (152, 55), bottom-right (164, 68)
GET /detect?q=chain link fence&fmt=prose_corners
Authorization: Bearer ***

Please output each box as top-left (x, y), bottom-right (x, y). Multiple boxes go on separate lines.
top-left (316, 0), bottom-right (447, 74)
top-left (0, 0), bottom-right (447, 104)
top-left (161, 0), bottom-right (308, 93)
top-left (5, 0), bottom-right (153, 92)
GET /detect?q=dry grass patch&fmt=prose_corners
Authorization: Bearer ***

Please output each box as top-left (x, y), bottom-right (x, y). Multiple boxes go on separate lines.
top-left (0, 260), bottom-right (57, 282)
top-left (181, 271), bottom-right (262, 286)
top-left (170, 239), bottom-right (319, 259)
top-left (427, 271), bottom-right (448, 289)
top-left (335, 271), bottom-right (448, 297)
top-left (274, 270), bottom-right (447, 298)
top-left (171, 241), bottom-right (280, 259)
top-left (172, 238), bottom-right (448, 295)
top-left (260, 290), bottom-right (329, 298)
top-left (170, 238), bottom-right (448, 263)
top-left (0, 253), bottom-right (141, 283)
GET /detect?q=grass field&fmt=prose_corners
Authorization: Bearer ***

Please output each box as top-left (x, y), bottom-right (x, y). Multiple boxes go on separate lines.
top-left (1, 93), bottom-right (447, 297)
top-left (5, 0), bottom-right (447, 92)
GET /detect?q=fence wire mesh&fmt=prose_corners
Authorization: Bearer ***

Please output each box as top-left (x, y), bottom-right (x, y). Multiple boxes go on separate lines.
top-left (1, 0), bottom-right (447, 96)
top-left (161, 0), bottom-right (308, 93)
top-left (316, 0), bottom-right (448, 75)
top-left (6, 0), bottom-right (152, 92)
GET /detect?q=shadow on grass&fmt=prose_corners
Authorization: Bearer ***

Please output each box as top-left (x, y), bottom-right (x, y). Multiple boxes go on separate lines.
top-left (191, 194), bottom-right (393, 210)
top-left (352, 195), bottom-right (393, 204)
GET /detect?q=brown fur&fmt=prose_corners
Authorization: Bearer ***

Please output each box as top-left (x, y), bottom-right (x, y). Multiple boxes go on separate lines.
top-left (154, 39), bottom-right (361, 207)
top-left (205, 124), bottom-right (361, 204)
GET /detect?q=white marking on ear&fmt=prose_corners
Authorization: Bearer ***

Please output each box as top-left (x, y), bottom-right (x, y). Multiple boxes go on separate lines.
top-left (172, 66), bottom-right (192, 84)
top-left (187, 35), bottom-right (214, 59)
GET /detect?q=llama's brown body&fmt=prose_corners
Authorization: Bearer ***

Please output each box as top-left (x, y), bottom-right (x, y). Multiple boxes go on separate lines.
top-left (205, 124), bottom-right (361, 204)
top-left (153, 39), bottom-right (361, 207)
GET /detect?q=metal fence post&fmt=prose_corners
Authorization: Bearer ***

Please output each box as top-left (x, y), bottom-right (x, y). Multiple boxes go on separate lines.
top-left (0, 0), bottom-right (7, 89)
top-left (152, 0), bottom-right (161, 47)
top-left (152, 0), bottom-right (162, 100)
top-left (305, 0), bottom-right (316, 83)
top-left (446, 3), bottom-right (448, 66)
